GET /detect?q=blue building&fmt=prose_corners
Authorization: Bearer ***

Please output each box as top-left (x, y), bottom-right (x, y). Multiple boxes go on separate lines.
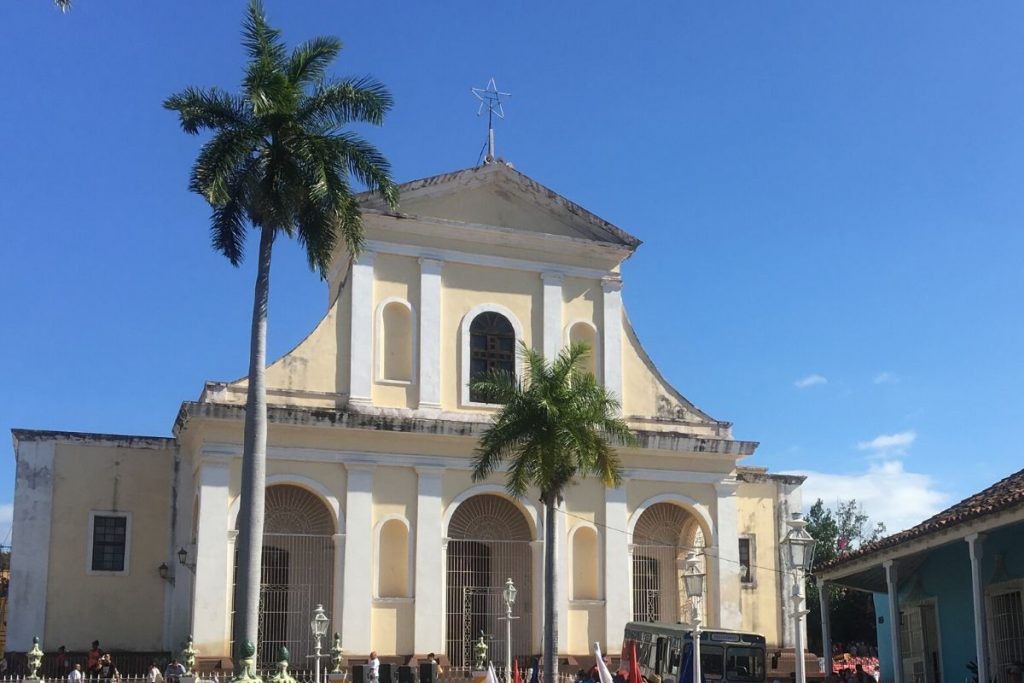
top-left (815, 468), bottom-right (1024, 683)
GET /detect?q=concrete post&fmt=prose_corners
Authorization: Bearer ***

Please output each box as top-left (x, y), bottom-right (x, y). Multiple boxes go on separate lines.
top-left (967, 534), bottom-right (990, 683)
top-left (884, 560), bottom-right (903, 683)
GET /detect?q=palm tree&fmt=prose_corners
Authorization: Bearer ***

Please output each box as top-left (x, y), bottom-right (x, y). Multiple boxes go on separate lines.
top-left (470, 342), bottom-right (635, 683)
top-left (164, 0), bottom-right (397, 663)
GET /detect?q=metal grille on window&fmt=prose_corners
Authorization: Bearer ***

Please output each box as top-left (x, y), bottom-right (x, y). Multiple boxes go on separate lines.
top-left (631, 503), bottom-right (706, 624)
top-left (92, 515), bottom-right (127, 572)
top-left (231, 485), bottom-right (335, 669)
top-left (445, 494), bottom-right (533, 669)
top-left (739, 538), bottom-right (752, 584)
top-left (991, 589), bottom-right (1024, 683)
top-left (469, 312), bottom-right (515, 403)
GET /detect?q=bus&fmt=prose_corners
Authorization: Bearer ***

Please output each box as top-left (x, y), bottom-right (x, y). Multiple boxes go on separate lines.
top-left (623, 622), bottom-right (767, 683)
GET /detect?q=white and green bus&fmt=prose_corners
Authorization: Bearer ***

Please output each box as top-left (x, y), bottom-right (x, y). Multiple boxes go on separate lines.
top-left (623, 622), bottom-right (767, 683)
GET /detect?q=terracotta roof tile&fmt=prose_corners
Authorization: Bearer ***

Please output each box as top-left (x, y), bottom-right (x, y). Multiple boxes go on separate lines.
top-left (815, 466), bottom-right (1024, 573)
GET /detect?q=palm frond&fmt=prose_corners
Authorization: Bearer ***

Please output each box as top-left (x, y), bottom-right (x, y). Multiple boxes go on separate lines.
top-left (299, 76), bottom-right (394, 129)
top-left (242, 0), bottom-right (287, 66)
top-left (188, 127), bottom-right (262, 205)
top-left (163, 87), bottom-right (252, 135)
top-left (288, 36), bottom-right (342, 87)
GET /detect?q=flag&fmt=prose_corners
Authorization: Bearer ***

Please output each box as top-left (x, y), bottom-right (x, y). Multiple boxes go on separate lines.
top-left (679, 644), bottom-right (705, 683)
top-left (628, 642), bottom-right (642, 683)
top-left (592, 643), bottom-right (614, 683)
top-left (486, 664), bottom-right (500, 683)
top-left (513, 659), bottom-right (522, 683)
top-left (529, 657), bottom-right (540, 683)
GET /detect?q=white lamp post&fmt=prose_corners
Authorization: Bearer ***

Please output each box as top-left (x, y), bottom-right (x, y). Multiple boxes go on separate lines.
top-left (311, 604), bottom-right (330, 683)
top-left (781, 513), bottom-right (818, 683)
top-left (683, 551), bottom-right (705, 683)
top-left (501, 578), bottom-right (519, 683)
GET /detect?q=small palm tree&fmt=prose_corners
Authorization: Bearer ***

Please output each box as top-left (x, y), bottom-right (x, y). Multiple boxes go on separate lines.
top-left (471, 342), bottom-right (635, 683)
top-left (164, 0), bottom-right (397, 662)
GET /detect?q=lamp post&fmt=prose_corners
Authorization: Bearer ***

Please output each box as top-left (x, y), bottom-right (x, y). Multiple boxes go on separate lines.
top-left (781, 513), bottom-right (818, 683)
top-left (683, 551), bottom-right (705, 683)
top-left (501, 578), bottom-right (518, 683)
top-left (311, 604), bottom-right (330, 683)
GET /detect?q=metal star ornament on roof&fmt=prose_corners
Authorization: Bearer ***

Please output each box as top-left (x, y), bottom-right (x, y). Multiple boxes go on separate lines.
top-left (472, 78), bottom-right (511, 119)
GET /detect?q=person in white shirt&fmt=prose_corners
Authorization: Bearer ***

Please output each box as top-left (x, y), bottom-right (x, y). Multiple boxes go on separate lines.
top-left (68, 664), bottom-right (84, 683)
top-left (369, 652), bottom-right (380, 683)
top-left (147, 662), bottom-right (164, 683)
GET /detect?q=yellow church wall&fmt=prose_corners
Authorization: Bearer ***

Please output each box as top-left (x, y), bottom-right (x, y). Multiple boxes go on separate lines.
top-left (372, 254), bottom-right (420, 410)
top-left (439, 262), bottom-right (541, 412)
top-left (567, 606), bottom-right (605, 657)
top-left (736, 482), bottom-right (782, 647)
top-left (561, 277), bottom-right (600, 325)
top-left (370, 603), bottom-right (415, 655)
top-left (45, 443), bottom-right (174, 651)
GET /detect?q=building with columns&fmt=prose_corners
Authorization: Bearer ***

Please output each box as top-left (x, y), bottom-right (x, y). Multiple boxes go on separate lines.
top-left (9, 162), bottom-right (806, 666)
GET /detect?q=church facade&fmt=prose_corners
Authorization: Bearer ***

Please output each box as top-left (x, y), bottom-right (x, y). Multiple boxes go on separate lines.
top-left (8, 162), bottom-right (806, 666)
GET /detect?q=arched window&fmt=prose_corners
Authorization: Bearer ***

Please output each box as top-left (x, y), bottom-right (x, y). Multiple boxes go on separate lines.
top-left (567, 321), bottom-right (599, 378)
top-left (377, 518), bottom-right (410, 598)
top-left (378, 299), bottom-right (414, 383)
top-left (571, 525), bottom-right (600, 600)
top-left (469, 311), bottom-right (516, 403)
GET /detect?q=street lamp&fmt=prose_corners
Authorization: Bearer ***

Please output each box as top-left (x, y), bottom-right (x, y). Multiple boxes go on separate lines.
top-left (782, 513), bottom-right (818, 683)
top-left (683, 551), bottom-right (705, 683)
top-left (501, 578), bottom-right (519, 683)
top-left (311, 604), bottom-right (330, 683)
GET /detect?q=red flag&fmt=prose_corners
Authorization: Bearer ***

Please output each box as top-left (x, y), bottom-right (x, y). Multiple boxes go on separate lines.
top-left (629, 641), bottom-right (642, 683)
top-left (513, 659), bottom-right (522, 683)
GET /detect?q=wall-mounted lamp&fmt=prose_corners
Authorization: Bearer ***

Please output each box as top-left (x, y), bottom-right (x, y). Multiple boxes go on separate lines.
top-left (158, 562), bottom-right (175, 585)
top-left (178, 547), bottom-right (197, 574)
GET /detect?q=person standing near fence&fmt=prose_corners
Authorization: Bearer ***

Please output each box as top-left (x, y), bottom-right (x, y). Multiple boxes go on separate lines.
top-left (69, 664), bottom-right (84, 683)
top-left (369, 652), bottom-right (380, 683)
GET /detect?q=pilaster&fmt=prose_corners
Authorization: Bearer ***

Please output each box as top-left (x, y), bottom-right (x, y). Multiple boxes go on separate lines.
top-left (349, 251), bottom-right (376, 405)
top-left (604, 486), bottom-right (629, 653)
top-left (713, 481), bottom-right (742, 629)
top-left (967, 534), bottom-right (990, 683)
top-left (342, 465), bottom-right (375, 654)
top-left (191, 458), bottom-right (231, 655)
top-left (541, 272), bottom-right (564, 361)
top-left (418, 258), bottom-right (444, 409)
top-left (530, 539), bottom-right (545, 653)
top-left (414, 467), bottom-right (445, 653)
top-left (554, 500), bottom-right (569, 655)
top-left (7, 439), bottom-right (55, 650)
top-left (332, 532), bottom-right (346, 642)
top-left (601, 279), bottom-right (624, 410)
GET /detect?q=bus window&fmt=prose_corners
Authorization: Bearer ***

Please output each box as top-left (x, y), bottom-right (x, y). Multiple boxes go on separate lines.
top-left (726, 646), bottom-right (766, 682)
top-left (701, 646), bottom-right (724, 680)
top-left (668, 644), bottom-right (682, 676)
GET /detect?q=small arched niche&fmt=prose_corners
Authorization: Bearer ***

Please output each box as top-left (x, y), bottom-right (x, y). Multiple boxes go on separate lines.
top-left (377, 518), bottom-right (410, 598)
top-left (568, 321), bottom-right (599, 378)
top-left (379, 299), bottom-right (414, 383)
top-left (572, 525), bottom-right (600, 600)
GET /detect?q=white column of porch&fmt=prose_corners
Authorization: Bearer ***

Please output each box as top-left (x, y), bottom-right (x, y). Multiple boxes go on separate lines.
top-left (967, 533), bottom-right (990, 683)
top-left (342, 465), bottom-right (375, 655)
top-left (713, 480), bottom-right (742, 629)
top-left (414, 466), bottom-right (445, 654)
top-left (604, 485), bottom-right (630, 654)
top-left (884, 560), bottom-right (904, 683)
top-left (191, 458), bottom-right (232, 656)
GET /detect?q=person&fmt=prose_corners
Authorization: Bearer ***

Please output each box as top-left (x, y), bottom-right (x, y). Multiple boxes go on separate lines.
top-left (57, 646), bottom-right (69, 675)
top-left (165, 659), bottom-right (186, 683)
top-left (368, 652), bottom-right (380, 683)
top-left (69, 664), bottom-right (84, 683)
top-left (148, 661), bottom-right (163, 683)
top-left (99, 654), bottom-right (120, 683)
top-left (855, 664), bottom-right (869, 683)
top-left (427, 653), bottom-right (443, 676)
top-left (87, 642), bottom-right (103, 677)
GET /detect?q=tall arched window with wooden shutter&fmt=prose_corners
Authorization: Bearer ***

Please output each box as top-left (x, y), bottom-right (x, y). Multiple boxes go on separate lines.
top-left (469, 311), bottom-right (516, 403)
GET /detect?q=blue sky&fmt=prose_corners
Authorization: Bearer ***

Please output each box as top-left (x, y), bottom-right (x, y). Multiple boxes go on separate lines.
top-left (2, 1), bottom-right (1023, 540)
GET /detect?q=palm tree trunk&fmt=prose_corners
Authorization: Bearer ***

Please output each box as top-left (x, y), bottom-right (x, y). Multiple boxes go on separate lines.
top-left (544, 497), bottom-right (559, 683)
top-left (232, 225), bottom-right (274, 665)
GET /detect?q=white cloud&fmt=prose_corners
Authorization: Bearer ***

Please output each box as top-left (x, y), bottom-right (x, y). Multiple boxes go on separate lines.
top-left (857, 430), bottom-right (917, 455)
top-left (873, 371), bottom-right (899, 385)
top-left (0, 502), bottom-right (11, 545)
top-left (785, 460), bottom-right (949, 533)
top-left (795, 374), bottom-right (828, 389)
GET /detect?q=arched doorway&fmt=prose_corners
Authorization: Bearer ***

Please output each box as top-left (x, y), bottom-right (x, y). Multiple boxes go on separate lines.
top-left (233, 485), bottom-right (336, 667)
top-left (445, 494), bottom-right (533, 668)
top-left (631, 503), bottom-right (707, 624)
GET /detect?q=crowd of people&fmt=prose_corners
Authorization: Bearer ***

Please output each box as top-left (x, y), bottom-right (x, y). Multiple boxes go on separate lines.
top-left (829, 643), bottom-right (880, 683)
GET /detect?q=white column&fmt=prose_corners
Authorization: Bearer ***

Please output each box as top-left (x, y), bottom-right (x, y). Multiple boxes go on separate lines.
top-left (7, 439), bottom-right (55, 650)
top-left (418, 258), bottom-right (444, 410)
top-left (601, 278), bottom-right (624, 410)
top-left (192, 458), bottom-right (232, 656)
top-left (342, 465), bottom-right (375, 655)
top-left (604, 485), bottom-right (630, 653)
top-left (555, 500), bottom-right (569, 656)
top-left (884, 560), bottom-right (903, 683)
top-left (414, 467), bottom-right (445, 654)
top-left (332, 532), bottom-right (346, 644)
top-left (713, 481), bottom-right (742, 630)
top-left (531, 540), bottom-right (545, 653)
top-left (349, 251), bottom-right (376, 405)
top-left (541, 272), bottom-right (564, 360)
top-left (819, 580), bottom-right (832, 669)
top-left (967, 534), bottom-right (990, 683)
